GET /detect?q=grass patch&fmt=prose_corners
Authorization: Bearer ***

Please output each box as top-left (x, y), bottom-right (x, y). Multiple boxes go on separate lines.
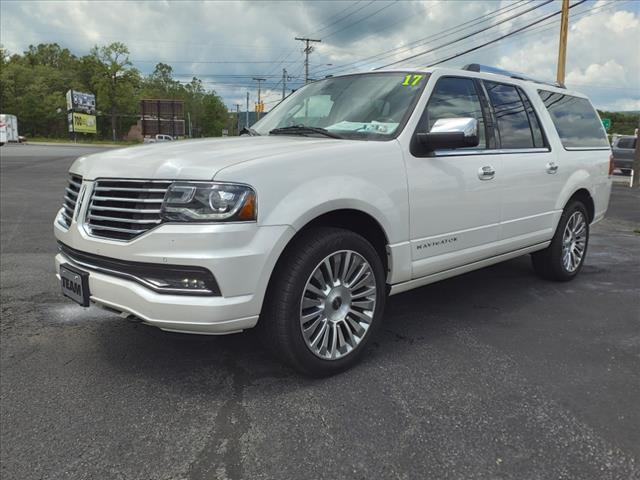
top-left (26, 137), bottom-right (141, 146)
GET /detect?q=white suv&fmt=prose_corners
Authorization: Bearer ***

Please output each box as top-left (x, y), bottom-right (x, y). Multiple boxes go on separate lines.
top-left (55, 65), bottom-right (612, 375)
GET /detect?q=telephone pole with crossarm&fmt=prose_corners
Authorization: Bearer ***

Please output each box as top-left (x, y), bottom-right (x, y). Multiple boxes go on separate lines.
top-left (295, 37), bottom-right (321, 84)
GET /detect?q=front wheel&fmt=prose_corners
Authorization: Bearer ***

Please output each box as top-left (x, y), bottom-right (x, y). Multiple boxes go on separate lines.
top-left (260, 227), bottom-right (387, 376)
top-left (531, 200), bottom-right (589, 281)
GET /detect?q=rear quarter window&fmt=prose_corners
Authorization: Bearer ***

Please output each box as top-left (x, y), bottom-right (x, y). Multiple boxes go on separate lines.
top-left (538, 90), bottom-right (609, 149)
top-left (617, 137), bottom-right (637, 149)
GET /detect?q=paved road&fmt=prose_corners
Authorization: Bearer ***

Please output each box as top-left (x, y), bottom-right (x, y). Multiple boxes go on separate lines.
top-left (1, 144), bottom-right (639, 480)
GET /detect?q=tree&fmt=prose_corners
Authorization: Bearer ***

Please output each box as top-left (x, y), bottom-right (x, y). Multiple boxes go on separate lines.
top-left (0, 46), bottom-right (70, 136)
top-left (1, 41), bottom-right (229, 140)
top-left (183, 77), bottom-right (206, 137)
top-left (89, 42), bottom-right (140, 141)
top-left (143, 63), bottom-right (181, 98)
top-left (200, 92), bottom-right (227, 137)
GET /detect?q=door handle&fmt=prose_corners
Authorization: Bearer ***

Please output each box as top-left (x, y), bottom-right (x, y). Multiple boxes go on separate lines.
top-left (478, 165), bottom-right (495, 180)
top-left (546, 162), bottom-right (559, 174)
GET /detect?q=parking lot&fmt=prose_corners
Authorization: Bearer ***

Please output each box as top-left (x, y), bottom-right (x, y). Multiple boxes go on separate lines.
top-left (1, 143), bottom-right (639, 479)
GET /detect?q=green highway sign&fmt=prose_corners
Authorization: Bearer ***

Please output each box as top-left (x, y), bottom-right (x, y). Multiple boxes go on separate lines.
top-left (602, 118), bottom-right (611, 131)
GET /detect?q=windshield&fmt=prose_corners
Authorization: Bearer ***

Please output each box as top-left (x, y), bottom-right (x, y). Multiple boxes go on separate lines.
top-left (251, 72), bottom-right (428, 140)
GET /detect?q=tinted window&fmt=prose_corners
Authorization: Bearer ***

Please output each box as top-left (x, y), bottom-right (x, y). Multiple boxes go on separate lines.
top-left (519, 89), bottom-right (546, 148)
top-left (617, 137), bottom-right (636, 149)
top-left (485, 82), bottom-right (535, 149)
top-left (538, 90), bottom-right (609, 148)
top-left (423, 77), bottom-right (486, 148)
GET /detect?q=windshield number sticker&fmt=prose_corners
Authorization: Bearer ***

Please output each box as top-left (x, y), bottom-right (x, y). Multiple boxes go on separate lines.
top-left (401, 74), bottom-right (423, 87)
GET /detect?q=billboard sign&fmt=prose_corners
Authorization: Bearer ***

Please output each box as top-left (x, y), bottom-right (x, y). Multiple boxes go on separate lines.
top-left (140, 99), bottom-right (185, 137)
top-left (68, 112), bottom-right (97, 134)
top-left (66, 89), bottom-right (96, 115)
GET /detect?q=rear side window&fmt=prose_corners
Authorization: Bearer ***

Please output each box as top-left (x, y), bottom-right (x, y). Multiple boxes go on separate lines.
top-left (519, 92), bottom-right (546, 148)
top-left (538, 91), bottom-right (609, 149)
top-left (617, 137), bottom-right (637, 149)
top-left (485, 81), bottom-right (543, 149)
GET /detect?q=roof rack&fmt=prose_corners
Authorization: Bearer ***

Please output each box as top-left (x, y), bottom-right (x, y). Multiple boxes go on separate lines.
top-left (462, 63), bottom-right (565, 89)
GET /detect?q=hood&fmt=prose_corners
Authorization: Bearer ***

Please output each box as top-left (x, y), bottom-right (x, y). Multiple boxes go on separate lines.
top-left (70, 136), bottom-right (347, 180)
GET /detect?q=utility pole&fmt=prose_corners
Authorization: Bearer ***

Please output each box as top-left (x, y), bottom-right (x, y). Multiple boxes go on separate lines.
top-left (282, 68), bottom-right (287, 100)
top-left (295, 37), bottom-right (321, 84)
top-left (253, 77), bottom-right (266, 120)
top-left (556, 0), bottom-right (570, 86)
top-left (234, 104), bottom-right (240, 136)
top-left (632, 122), bottom-right (640, 188)
top-left (245, 92), bottom-right (249, 128)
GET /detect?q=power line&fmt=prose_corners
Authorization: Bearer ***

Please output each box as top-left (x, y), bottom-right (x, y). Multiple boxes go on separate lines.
top-left (263, 1), bottom-right (368, 81)
top-left (454, 0), bottom-right (624, 59)
top-left (308, 0), bottom-right (619, 83)
top-left (133, 59), bottom-right (303, 65)
top-left (310, 1), bottom-right (367, 35)
top-left (323, 1), bottom-right (398, 40)
top-left (376, 0), bottom-right (554, 69)
top-left (309, 0), bottom-right (534, 77)
top-left (422, 0), bottom-right (588, 69)
top-left (311, 1), bottom-right (376, 36)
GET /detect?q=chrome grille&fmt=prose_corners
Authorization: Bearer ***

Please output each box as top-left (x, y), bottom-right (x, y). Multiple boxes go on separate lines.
top-left (86, 179), bottom-right (172, 240)
top-left (59, 174), bottom-right (82, 227)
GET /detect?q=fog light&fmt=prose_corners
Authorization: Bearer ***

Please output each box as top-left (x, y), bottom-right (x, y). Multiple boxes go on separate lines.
top-left (181, 278), bottom-right (207, 289)
top-left (143, 273), bottom-right (214, 293)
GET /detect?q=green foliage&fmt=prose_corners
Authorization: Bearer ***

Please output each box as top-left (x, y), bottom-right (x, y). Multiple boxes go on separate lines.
top-left (89, 43), bottom-right (140, 140)
top-left (0, 42), bottom-right (229, 140)
top-left (597, 110), bottom-right (640, 136)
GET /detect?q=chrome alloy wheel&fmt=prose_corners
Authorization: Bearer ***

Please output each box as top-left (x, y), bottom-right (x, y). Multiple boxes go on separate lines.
top-left (299, 250), bottom-right (377, 360)
top-left (562, 211), bottom-right (587, 273)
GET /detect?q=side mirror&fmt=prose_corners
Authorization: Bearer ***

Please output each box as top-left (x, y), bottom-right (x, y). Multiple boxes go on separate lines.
top-left (417, 117), bottom-right (479, 150)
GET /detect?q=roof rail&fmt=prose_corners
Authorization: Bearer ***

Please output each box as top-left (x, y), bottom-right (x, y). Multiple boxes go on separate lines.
top-left (463, 63), bottom-right (565, 89)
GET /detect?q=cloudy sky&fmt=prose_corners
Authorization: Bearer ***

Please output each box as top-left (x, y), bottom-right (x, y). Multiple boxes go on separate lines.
top-left (1, 0), bottom-right (638, 111)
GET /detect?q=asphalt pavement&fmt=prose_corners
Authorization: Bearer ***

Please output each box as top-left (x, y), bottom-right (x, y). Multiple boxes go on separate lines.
top-left (1, 143), bottom-right (639, 480)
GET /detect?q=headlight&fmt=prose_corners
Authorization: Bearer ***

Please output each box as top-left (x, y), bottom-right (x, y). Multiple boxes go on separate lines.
top-left (160, 182), bottom-right (257, 222)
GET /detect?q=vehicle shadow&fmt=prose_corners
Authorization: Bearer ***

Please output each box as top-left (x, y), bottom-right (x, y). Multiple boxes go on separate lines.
top-left (92, 254), bottom-right (544, 391)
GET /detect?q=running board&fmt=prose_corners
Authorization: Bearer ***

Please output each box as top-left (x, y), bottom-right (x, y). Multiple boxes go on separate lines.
top-left (389, 242), bottom-right (549, 296)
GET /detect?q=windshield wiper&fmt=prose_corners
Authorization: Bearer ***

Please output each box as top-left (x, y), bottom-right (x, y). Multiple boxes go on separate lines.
top-left (269, 125), bottom-right (342, 139)
top-left (240, 126), bottom-right (260, 136)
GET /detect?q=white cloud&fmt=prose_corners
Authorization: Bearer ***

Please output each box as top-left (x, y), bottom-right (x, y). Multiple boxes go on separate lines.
top-left (1, 0), bottom-right (638, 110)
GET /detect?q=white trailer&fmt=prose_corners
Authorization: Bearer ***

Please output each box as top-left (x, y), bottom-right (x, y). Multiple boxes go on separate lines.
top-left (0, 114), bottom-right (19, 146)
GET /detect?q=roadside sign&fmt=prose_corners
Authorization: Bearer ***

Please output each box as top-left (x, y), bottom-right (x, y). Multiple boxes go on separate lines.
top-left (66, 89), bottom-right (96, 115)
top-left (602, 118), bottom-right (611, 131)
top-left (68, 112), bottom-right (97, 134)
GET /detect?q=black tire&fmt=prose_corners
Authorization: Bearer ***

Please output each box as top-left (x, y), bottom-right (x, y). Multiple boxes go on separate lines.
top-left (259, 227), bottom-right (387, 376)
top-left (531, 200), bottom-right (589, 281)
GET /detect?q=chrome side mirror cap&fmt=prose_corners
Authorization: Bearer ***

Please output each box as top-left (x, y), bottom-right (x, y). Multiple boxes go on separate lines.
top-left (417, 117), bottom-right (479, 150)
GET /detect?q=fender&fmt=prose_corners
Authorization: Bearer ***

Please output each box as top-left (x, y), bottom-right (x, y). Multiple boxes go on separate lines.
top-left (264, 175), bottom-right (395, 238)
top-left (554, 168), bottom-right (594, 213)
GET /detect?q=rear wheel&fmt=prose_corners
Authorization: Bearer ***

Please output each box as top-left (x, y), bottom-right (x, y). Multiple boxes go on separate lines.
top-left (260, 227), bottom-right (386, 376)
top-left (531, 200), bottom-right (589, 281)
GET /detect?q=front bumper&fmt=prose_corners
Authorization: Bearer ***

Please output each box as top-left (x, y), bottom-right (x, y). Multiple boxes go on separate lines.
top-left (54, 216), bottom-right (295, 334)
